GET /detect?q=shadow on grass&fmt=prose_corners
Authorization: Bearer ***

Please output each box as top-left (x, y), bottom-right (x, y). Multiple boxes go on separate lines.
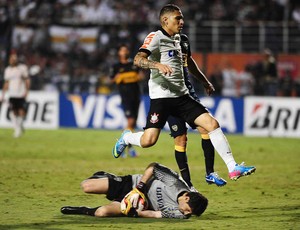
top-left (202, 204), bottom-right (300, 221)
top-left (0, 215), bottom-right (186, 230)
top-left (1, 205), bottom-right (299, 230)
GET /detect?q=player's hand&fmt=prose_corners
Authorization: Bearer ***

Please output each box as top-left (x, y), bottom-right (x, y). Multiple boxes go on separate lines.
top-left (0, 96), bottom-right (5, 103)
top-left (127, 188), bottom-right (146, 208)
top-left (156, 63), bottom-right (173, 76)
top-left (204, 82), bottom-right (215, 96)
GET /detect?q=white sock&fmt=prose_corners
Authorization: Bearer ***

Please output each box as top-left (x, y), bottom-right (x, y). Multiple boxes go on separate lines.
top-left (124, 132), bottom-right (143, 147)
top-left (209, 128), bottom-right (237, 172)
top-left (17, 117), bottom-right (24, 130)
top-left (11, 114), bottom-right (18, 131)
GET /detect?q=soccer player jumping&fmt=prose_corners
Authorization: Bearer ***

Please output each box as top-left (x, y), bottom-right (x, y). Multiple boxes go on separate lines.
top-left (112, 4), bottom-right (256, 181)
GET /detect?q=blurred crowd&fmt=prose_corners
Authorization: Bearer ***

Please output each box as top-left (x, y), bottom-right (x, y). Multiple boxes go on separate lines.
top-left (0, 0), bottom-right (299, 97)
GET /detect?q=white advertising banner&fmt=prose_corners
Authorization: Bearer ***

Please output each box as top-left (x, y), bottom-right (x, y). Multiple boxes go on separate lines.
top-left (0, 91), bottom-right (59, 129)
top-left (244, 97), bottom-right (300, 138)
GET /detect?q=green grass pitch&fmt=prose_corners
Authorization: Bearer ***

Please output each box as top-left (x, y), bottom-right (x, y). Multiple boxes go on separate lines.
top-left (0, 128), bottom-right (299, 230)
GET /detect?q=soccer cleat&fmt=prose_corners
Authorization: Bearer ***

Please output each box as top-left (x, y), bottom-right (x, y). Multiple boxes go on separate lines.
top-left (205, 172), bottom-right (227, 186)
top-left (229, 162), bottom-right (256, 181)
top-left (61, 206), bottom-right (88, 215)
top-left (112, 130), bottom-right (131, 158)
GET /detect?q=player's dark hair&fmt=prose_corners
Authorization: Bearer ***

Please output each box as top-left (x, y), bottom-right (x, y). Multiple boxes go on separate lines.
top-left (187, 192), bottom-right (208, 216)
top-left (117, 43), bottom-right (130, 51)
top-left (159, 4), bottom-right (181, 19)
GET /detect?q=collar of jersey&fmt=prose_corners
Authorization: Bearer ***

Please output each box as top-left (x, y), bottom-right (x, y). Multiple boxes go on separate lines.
top-left (160, 27), bottom-right (171, 37)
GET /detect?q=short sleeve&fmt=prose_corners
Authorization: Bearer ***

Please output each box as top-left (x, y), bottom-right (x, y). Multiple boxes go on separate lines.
top-left (139, 32), bottom-right (159, 54)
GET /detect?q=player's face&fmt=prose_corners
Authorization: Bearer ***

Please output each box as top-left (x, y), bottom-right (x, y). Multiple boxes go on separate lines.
top-left (118, 46), bottom-right (129, 59)
top-left (9, 54), bottom-right (18, 66)
top-left (179, 201), bottom-right (192, 218)
top-left (164, 10), bottom-right (184, 36)
top-left (178, 194), bottom-right (192, 217)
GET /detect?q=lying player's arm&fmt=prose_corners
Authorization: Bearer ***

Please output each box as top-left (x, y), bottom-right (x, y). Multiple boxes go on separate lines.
top-left (134, 52), bottom-right (173, 75)
top-left (139, 162), bottom-right (156, 184)
top-left (137, 210), bottom-right (162, 218)
top-left (187, 56), bottom-right (215, 96)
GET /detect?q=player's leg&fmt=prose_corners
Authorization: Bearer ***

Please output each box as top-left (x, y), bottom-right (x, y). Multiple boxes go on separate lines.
top-left (9, 98), bottom-right (21, 138)
top-left (61, 201), bottom-right (123, 217)
top-left (174, 134), bottom-right (193, 187)
top-left (178, 96), bottom-right (256, 181)
top-left (61, 206), bottom-right (101, 216)
top-left (18, 105), bottom-right (26, 134)
top-left (94, 201), bottom-right (123, 217)
top-left (81, 178), bottom-right (109, 194)
top-left (61, 174), bottom-right (133, 216)
top-left (126, 127), bottom-right (162, 147)
top-left (61, 176), bottom-right (109, 216)
top-left (113, 98), bottom-right (168, 158)
top-left (195, 113), bottom-right (256, 180)
top-left (121, 85), bottom-right (140, 157)
top-left (167, 116), bottom-right (192, 187)
top-left (198, 127), bottom-right (227, 186)
top-left (113, 127), bottom-right (161, 158)
top-left (126, 96), bottom-right (140, 157)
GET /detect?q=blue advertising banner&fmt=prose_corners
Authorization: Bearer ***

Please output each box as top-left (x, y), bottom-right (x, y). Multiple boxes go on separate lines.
top-left (59, 93), bottom-right (243, 133)
top-left (200, 97), bottom-right (244, 133)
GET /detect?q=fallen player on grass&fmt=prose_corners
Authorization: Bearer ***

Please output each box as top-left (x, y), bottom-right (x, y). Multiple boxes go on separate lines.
top-left (61, 162), bottom-right (208, 219)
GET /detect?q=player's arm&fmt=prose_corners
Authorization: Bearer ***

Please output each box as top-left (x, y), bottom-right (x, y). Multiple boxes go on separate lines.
top-left (1, 80), bottom-right (8, 102)
top-left (187, 56), bottom-right (215, 96)
top-left (134, 51), bottom-right (173, 75)
top-left (24, 78), bottom-right (30, 98)
top-left (137, 210), bottom-right (162, 218)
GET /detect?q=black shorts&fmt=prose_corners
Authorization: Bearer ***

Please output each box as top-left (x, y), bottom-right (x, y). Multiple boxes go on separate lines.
top-left (145, 95), bottom-right (208, 130)
top-left (9, 97), bottom-right (27, 111)
top-left (167, 116), bottom-right (187, 138)
top-left (88, 171), bottom-right (133, 202)
top-left (119, 83), bottom-right (140, 119)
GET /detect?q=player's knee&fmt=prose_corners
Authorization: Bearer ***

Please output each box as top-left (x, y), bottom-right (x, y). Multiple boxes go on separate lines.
top-left (81, 180), bottom-right (93, 193)
top-left (94, 208), bottom-right (105, 217)
top-left (94, 207), bottom-right (114, 217)
top-left (204, 117), bottom-right (220, 132)
top-left (210, 119), bottom-right (220, 130)
top-left (174, 134), bottom-right (187, 147)
top-left (141, 135), bottom-right (157, 147)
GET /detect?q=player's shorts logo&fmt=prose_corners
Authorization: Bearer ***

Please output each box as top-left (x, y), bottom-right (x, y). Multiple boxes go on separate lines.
top-left (171, 125), bottom-right (178, 132)
top-left (150, 113), bottom-right (159, 124)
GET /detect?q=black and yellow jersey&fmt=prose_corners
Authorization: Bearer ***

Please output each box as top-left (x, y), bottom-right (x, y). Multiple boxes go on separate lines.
top-left (111, 60), bottom-right (140, 84)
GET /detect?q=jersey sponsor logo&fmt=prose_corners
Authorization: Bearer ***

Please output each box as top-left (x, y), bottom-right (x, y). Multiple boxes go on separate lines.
top-left (168, 50), bottom-right (180, 57)
top-left (150, 113), bottom-right (159, 124)
top-left (141, 33), bottom-right (155, 49)
top-left (156, 187), bottom-right (164, 210)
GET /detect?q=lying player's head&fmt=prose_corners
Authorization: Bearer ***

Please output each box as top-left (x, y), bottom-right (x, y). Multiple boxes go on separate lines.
top-left (187, 192), bottom-right (208, 217)
top-left (159, 4), bottom-right (184, 35)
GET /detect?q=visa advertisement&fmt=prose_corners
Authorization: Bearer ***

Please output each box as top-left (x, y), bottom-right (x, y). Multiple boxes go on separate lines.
top-left (59, 93), bottom-right (244, 134)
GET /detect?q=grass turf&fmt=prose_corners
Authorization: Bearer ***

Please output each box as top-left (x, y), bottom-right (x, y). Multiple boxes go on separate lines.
top-left (0, 128), bottom-right (299, 230)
